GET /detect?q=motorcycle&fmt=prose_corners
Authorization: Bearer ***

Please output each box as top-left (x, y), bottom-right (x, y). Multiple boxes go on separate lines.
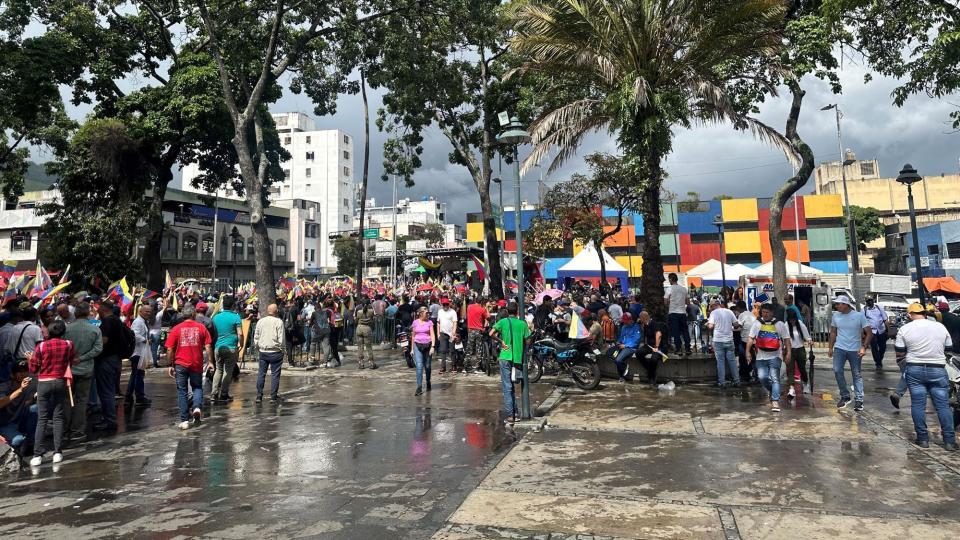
top-left (396, 324), bottom-right (414, 368)
top-left (528, 333), bottom-right (602, 390)
top-left (947, 354), bottom-right (960, 429)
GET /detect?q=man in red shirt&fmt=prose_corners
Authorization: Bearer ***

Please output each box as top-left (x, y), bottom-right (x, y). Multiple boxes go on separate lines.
top-left (165, 305), bottom-right (213, 430)
top-left (464, 297), bottom-right (490, 373)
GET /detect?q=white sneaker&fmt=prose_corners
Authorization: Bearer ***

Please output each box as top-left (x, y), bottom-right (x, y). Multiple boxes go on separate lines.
top-left (192, 408), bottom-right (202, 423)
top-left (29, 456), bottom-right (42, 467)
top-left (178, 421), bottom-right (190, 430)
top-left (788, 386), bottom-right (796, 398)
top-left (803, 384), bottom-right (811, 395)
top-left (52, 452), bottom-right (63, 464)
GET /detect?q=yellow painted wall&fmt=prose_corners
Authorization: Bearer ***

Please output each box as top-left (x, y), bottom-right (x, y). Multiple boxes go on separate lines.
top-left (721, 198), bottom-right (759, 222)
top-left (614, 255), bottom-right (644, 277)
top-left (466, 222), bottom-right (502, 242)
top-left (803, 194), bottom-right (844, 218)
top-left (818, 175), bottom-right (960, 214)
top-left (723, 230), bottom-right (762, 254)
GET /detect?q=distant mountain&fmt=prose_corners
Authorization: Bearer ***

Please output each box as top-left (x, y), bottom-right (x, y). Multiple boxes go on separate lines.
top-left (24, 162), bottom-right (57, 192)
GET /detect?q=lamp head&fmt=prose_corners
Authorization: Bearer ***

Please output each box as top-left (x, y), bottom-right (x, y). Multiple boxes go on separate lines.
top-left (896, 163), bottom-right (922, 186)
top-left (820, 104), bottom-right (836, 111)
top-left (497, 117), bottom-right (531, 145)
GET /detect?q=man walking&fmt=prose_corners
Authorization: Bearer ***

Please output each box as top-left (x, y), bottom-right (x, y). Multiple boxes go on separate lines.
top-left (664, 273), bottom-right (691, 355)
top-left (165, 305), bottom-right (213, 430)
top-left (489, 302), bottom-right (530, 424)
top-left (895, 303), bottom-right (958, 450)
top-left (63, 302), bottom-right (102, 442)
top-left (254, 303), bottom-right (286, 403)
top-left (747, 304), bottom-right (791, 413)
top-left (828, 295), bottom-right (872, 411)
top-left (211, 295), bottom-right (243, 403)
top-left (93, 301), bottom-right (124, 431)
top-left (707, 299), bottom-right (739, 387)
top-left (436, 297), bottom-right (458, 374)
top-left (354, 299), bottom-right (378, 370)
top-left (864, 295), bottom-right (889, 371)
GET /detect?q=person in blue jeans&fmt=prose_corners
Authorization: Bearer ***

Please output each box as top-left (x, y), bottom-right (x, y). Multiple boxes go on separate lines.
top-left (894, 303), bottom-right (958, 450)
top-left (746, 304), bottom-right (791, 413)
top-left (664, 273), bottom-right (691, 355)
top-left (611, 313), bottom-right (641, 382)
top-left (828, 295), bottom-right (872, 411)
top-left (707, 299), bottom-right (739, 387)
top-left (490, 302), bottom-right (531, 423)
top-left (410, 308), bottom-right (436, 396)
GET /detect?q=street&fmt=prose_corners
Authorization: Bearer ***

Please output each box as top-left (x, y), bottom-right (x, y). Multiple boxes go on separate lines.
top-left (2, 350), bottom-right (959, 539)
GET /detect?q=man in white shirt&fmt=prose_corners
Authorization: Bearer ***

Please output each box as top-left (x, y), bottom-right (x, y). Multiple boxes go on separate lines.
top-left (747, 303), bottom-right (792, 413)
top-left (734, 301), bottom-right (756, 382)
top-left (663, 273), bottom-right (691, 355)
top-left (707, 299), bottom-right (739, 387)
top-left (436, 298), bottom-right (459, 374)
top-left (863, 296), bottom-right (889, 371)
top-left (894, 303), bottom-right (958, 450)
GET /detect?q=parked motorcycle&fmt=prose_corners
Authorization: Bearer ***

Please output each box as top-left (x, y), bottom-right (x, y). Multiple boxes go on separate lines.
top-left (947, 354), bottom-right (960, 429)
top-left (396, 324), bottom-right (414, 368)
top-left (528, 333), bottom-right (602, 390)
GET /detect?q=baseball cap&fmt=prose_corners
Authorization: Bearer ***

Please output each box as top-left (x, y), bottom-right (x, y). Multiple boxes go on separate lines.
top-left (497, 299), bottom-right (507, 308)
top-left (907, 303), bottom-right (925, 314)
top-left (938, 301), bottom-right (950, 311)
top-left (621, 312), bottom-right (633, 322)
top-left (441, 297), bottom-right (450, 304)
top-left (197, 302), bottom-right (208, 312)
top-left (580, 310), bottom-right (592, 319)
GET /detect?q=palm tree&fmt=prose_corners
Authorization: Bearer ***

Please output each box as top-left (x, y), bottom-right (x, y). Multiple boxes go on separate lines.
top-left (510, 0), bottom-right (790, 319)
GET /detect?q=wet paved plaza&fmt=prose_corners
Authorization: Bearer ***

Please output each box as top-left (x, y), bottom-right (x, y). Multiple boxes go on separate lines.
top-left (2, 350), bottom-right (959, 539)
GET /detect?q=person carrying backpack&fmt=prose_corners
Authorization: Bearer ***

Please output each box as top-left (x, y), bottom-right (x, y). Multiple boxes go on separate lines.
top-left (309, 303), bottom-right (333, 367)
top-left (746, 303), bottom-right (791, 413)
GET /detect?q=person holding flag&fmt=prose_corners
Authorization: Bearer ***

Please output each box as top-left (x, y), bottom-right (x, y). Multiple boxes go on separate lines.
top-left (26, 319), bottom-right (76, 467)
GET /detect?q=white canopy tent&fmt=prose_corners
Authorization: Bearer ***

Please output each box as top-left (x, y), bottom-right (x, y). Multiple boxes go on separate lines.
top-left (556, 242), bottom-right (630, 294)
top-left (752, 259), bottom-right (823, 275)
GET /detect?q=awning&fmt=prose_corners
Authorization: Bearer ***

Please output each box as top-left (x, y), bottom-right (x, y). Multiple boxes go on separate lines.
top-left (923, 276), bottom-right (960, 294)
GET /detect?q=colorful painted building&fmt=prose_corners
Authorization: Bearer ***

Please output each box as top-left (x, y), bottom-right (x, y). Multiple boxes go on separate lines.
top-left (465, 194), bottom-right (849, 280)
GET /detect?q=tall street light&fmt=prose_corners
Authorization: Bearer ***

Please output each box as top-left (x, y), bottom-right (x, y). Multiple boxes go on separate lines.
top-left (896, 164), bottom-right (926, 305)
top-left (492, 176), bottom-right (507, 296)
top-left (713, 215), bottom-right (727, 288)
top-left (821, 104), bottom-right (861, 306)
top-left (497, 115), bottom-right (531, 421)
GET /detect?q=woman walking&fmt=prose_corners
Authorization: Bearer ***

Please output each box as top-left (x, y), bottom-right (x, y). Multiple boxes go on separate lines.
top-left (410, 307), bottom-right (436, 396)
top-left (784, 309), bottom-right (813, 398)
top-left (28, 320), bottom-right (76, 466)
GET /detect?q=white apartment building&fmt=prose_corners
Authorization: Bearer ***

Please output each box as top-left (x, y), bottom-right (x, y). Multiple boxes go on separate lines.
top-left (181, 111), bottom-right (355, 272)
top-left (354, 196), bottom-right (447, 239)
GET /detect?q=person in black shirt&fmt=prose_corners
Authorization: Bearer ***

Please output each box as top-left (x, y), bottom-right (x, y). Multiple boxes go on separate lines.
top-left (397, 296), bottom-right (415, 332)
top-left (636, 311), bottom-right (666, 385)
top-left (93, 301), bottom-right (124, 431)
top-left (938, 303), bottom-right (960, 354)
top-left (586, 294), bottom-right (607, 315)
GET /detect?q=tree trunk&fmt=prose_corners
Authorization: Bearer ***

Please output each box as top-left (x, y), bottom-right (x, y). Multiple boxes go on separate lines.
top-left (596, 238), bottom-right (608, 296)
top-left (769, 79), bottom-right (815, 305)
top-left (233, 130), bottom-right (276, 310)
top-left (142, 173), bottom-right (170, 292)
top-left (356, 70), bottom-right (370, 297)
top-left (639, 177), bottom-right (665, 321)
top-left (479, 184), bottom-right (504, 298)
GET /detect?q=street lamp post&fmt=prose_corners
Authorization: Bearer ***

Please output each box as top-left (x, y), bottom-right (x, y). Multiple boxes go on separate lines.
top-left (821, 104), bottom-right (861, 306)
top-left (492, 177), bottom-right (506, 296)
top-left (230, 226), bottom-right (241, 290)
top-left (896, 164), bottom-right (926, 305)
top-left (713, 215), bottom-right (727, 288)
top-left (497, 116), bottom-right (531, 421)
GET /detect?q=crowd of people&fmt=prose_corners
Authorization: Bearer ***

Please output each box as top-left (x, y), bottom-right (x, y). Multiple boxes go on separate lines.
top-left (2, 271), bottom-right (958, 471)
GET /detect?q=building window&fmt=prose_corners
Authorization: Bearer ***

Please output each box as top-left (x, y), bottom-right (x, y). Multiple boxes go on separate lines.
top-left (860, 162), bottom-right (875, 176)
top-left (283, 136), bottom-right (291, 145)
top-left (928, 245), bottom-right (940, 255)
top-left (305, 136), bottom-right (311, 144)
top-left (201, 234), bottom-right (215, 260)
top-left (343, 167), bottom-right (350, 176)
top-left (162, 231), bottom-right (178, 257)
top-left (306, 151), bottom-right (314, 160)
top-left (343, 135), bottom-right (350, 144)
top-left (275, 240), bottom-right (287, 261)
top-left (343, 198), bottom-right (349, 207)
top-left (343, 215), bottom-right (349, 224)
top-left (283, 169), bottom-right (290, 179)
top-left (310, 249), bottom-right (315, 262)
top-left (343, 150), bottom-right (350, 160)
top-left (947, 241), bottom-right (960, 259)
top-left (305, 168), bottom-right (311, 178)
top-left (219, 236), bottom-right (228, 260)
top-left (304, 249), bottom-right (309, 262)
top-left (182, 233), bottom-right (199, 259)
top-left (10, 231), bottom-right (31, 252)
top-left (247, 237), bottom-right (255, 259)
top-left (232, 236), bottom-right (245, 260)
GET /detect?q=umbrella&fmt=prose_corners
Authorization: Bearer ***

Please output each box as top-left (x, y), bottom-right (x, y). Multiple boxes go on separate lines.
top-left (416, 283), bottom-right (434, 292)
top-left (534, 289), bottom-right (563, 305)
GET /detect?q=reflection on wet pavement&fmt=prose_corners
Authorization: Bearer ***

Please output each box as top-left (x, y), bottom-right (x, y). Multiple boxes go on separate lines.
top-left (0, 354), bottom-right (549, 539)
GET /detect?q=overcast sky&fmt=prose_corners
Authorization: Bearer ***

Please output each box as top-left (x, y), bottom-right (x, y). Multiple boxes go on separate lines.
top-left (43, 48), bottom-right (957, 227)
top-left (253, 57), bottom-right (959, 226)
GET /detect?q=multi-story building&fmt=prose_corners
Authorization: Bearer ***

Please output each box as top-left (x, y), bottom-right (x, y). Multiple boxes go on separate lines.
top-left (181, 111), bottom-right (355, 272)
top-left (903, 220), bottom-right (960, 282)
top-left (354, 196), bottom-right (447, 238)
top-left (465, 194), bottom-right (848, 281)
top-left (0, 189), bottom-right (55, 270)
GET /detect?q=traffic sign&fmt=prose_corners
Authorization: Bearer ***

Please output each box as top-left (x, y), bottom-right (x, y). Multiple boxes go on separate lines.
top-left (363, 228), bottom-right (379, 239)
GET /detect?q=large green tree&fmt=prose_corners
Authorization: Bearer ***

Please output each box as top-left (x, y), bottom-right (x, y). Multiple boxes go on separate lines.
top-left (372, 0), bottom-right (525, 299)
top-left (509, 0), bottom-right (787, 319)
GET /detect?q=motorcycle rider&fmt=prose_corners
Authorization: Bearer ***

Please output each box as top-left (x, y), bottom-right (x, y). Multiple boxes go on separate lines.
top-left (894, 302), bottom-right (958, 450)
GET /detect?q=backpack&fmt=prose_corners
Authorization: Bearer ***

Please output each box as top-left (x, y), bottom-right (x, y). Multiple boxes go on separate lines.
top-left (120, 323), bottom-right (137, 359)
top-left (311, 309), bottom-right (331, 337)
top-left (755, 319), bottom-right (782, 352)
top-left (0, 325), bottom-right (30, 384)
